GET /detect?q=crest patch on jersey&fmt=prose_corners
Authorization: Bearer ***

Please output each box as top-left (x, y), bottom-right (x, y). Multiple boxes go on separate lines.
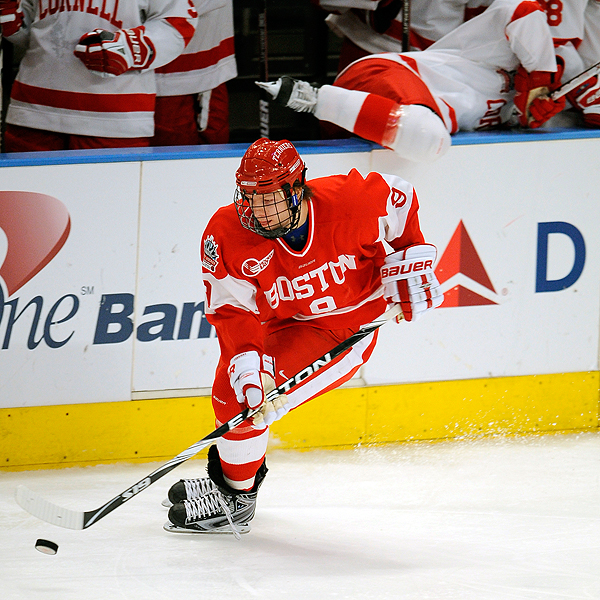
top-left (242, 249), bottom-right (275, 277)
top-left (389, 187), bottom-right (407, 209)
top-left (202, 235), bottom-right (220, 272)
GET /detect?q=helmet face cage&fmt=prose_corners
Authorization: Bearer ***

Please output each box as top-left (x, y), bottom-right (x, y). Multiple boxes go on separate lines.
top-left (234, 138), bottom-right (306, 239)
top-left (234, 185), bottom-right (303, 239)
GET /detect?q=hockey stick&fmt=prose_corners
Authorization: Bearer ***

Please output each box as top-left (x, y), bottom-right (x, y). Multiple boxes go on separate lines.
top-left (551, 59), bottom-right (600, 100)
top-left (15, 304), bottom-right (402, 530)
top-left (402, 0), bottom-right (411, 52)
top-left (258, 0), bottom-right (269, 138)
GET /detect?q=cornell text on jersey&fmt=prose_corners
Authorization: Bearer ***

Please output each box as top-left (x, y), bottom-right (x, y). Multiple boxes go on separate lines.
top-left (39, 0), bottom-right (123, 29)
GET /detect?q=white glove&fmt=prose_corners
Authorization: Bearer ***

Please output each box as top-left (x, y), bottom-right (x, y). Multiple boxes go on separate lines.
top-left (74, 27), bottom-right (154, 77)
top-left (381, 244), bottom-right (444, 321)
top-left (228, 351), bottom-right (289, 430)
top-left (252, 372), bottom-right (290, 429)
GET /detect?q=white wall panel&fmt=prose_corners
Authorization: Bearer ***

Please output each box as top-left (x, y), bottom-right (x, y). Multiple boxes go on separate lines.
top-left (1, 137), bottom-right (598, 408)
top-left (365, 139), bottom-right (600, 384)
top-left (0, 163), bottom-right (139, 407)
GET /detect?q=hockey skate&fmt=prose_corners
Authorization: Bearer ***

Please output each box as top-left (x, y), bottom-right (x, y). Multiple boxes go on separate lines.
top-left (256, 76), bottom-right (318, 113)
top-left (161, 476), bottom-right (217, 508)
top-left (164, 445), bottom-right (268, 537)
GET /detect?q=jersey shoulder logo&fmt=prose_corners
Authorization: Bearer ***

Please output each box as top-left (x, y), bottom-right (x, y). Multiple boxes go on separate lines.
top-left (202, 235), bottom-right (220, 273)
top-left (390, 187), bottom-right (407, 208)
top-left (242, 249), bottom-right (275, 277)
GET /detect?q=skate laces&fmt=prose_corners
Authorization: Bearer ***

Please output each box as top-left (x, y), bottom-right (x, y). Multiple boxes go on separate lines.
top-left (183, 478), bottom-right (215, 499)
top-left (184, 490), bottom-right (242, 540)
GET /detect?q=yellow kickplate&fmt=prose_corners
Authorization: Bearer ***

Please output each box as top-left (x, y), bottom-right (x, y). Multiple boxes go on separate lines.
top-left (1, 372), bottom-right (598, 470)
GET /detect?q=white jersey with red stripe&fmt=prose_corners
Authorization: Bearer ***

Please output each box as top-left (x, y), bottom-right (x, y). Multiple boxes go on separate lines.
top-left (324, 0), bottom-right (493, 53)
top-left (155, 0), bottom-right (236, 96)
top-left (346, 0), bottom-right (558, 131)
top-left (200, 169), bottom-right (425, 364)
top-left (5, 0), bottom-right (198, 138)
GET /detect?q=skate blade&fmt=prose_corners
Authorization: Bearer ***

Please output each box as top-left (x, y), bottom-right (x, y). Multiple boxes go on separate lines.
top-left (163, 521), bottom-right (251, 535)
top-left (161, 498), bottom-right (172, 508)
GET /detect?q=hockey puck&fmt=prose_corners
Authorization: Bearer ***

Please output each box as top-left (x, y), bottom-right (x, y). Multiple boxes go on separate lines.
top-left (35, 539), bottom-right (58, 555)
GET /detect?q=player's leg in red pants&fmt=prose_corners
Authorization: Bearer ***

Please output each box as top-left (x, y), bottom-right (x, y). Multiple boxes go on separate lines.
top-left (3, 124), bottom-right (149, 152)
top-left (4, 124), bottom-right (69, 152)
top-left (68, 134), bottom-right (150, 149)
top-left (151, 94), bottom-right (199, 146)
top-left (197, 82), bottom-right (230, 145)
top-left (211, 324), bottom-right (378, 489)
top-left (151, 83), bottom-right (230, 147)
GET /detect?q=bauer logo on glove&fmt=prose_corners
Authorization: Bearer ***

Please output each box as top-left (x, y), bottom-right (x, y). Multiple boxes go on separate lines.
top-left (381, 257), bottom-right (434, 279)
top-left (74, 26), bottom-right (155, 77)
top-left (381, 244), bottom-right (444, 321)
top-left (566, 74), bottom-right (600, 128)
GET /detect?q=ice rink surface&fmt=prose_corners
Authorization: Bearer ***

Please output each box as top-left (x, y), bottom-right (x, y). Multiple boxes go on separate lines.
top-left (1, 431), bottom-right (600, 600)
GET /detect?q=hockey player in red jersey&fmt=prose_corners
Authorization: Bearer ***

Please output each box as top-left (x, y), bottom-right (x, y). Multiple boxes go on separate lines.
top-left (259, 0), bottom-right (565, 163)
top-left (163, 138), bottom-right (443, 536)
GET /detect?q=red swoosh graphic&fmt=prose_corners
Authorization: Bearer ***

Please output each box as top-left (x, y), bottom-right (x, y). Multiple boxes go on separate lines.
top-left (0, 191), bottom-right (71, 296)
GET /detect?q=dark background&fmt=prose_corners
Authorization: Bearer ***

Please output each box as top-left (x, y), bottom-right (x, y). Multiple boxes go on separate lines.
top-left (228, 1), bottom-right (342, 143)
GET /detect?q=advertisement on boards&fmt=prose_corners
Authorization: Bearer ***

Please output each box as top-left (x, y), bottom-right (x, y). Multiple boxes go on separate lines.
top-left (366, 139), bottom-right (600, 384)
top-left (131, 151), bottom-right (374, 395)
top-left (1, 140), bottom-right (598, 408)
top-left (0, 150), bottom-right (375, 408)
top-left (0, 163), bottom-right (140, 408)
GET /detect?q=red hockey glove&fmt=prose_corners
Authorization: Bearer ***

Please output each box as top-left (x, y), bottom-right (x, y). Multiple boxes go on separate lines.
top-left (74, 27), bottom-right (155, 77)
top-left (381, 244), bottom-right (444, 322)
top-left (0, 0), bottom-right (24, 37)
top-left (228, 351), bottom-right (289, 430)
top-left (566, 74), bottom-right (600, 128)
top-left (513, 57), bottom-right (565, 128)
top-left (526, 94), bottom-right (566, 127)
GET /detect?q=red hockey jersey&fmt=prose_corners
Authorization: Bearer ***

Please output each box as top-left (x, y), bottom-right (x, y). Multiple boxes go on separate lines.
top-left (200, 169), bottom-right (425, 364)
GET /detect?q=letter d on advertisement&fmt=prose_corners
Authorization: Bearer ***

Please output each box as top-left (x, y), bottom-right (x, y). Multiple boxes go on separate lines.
top-left (536, 222), bottom-right (585, 293)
